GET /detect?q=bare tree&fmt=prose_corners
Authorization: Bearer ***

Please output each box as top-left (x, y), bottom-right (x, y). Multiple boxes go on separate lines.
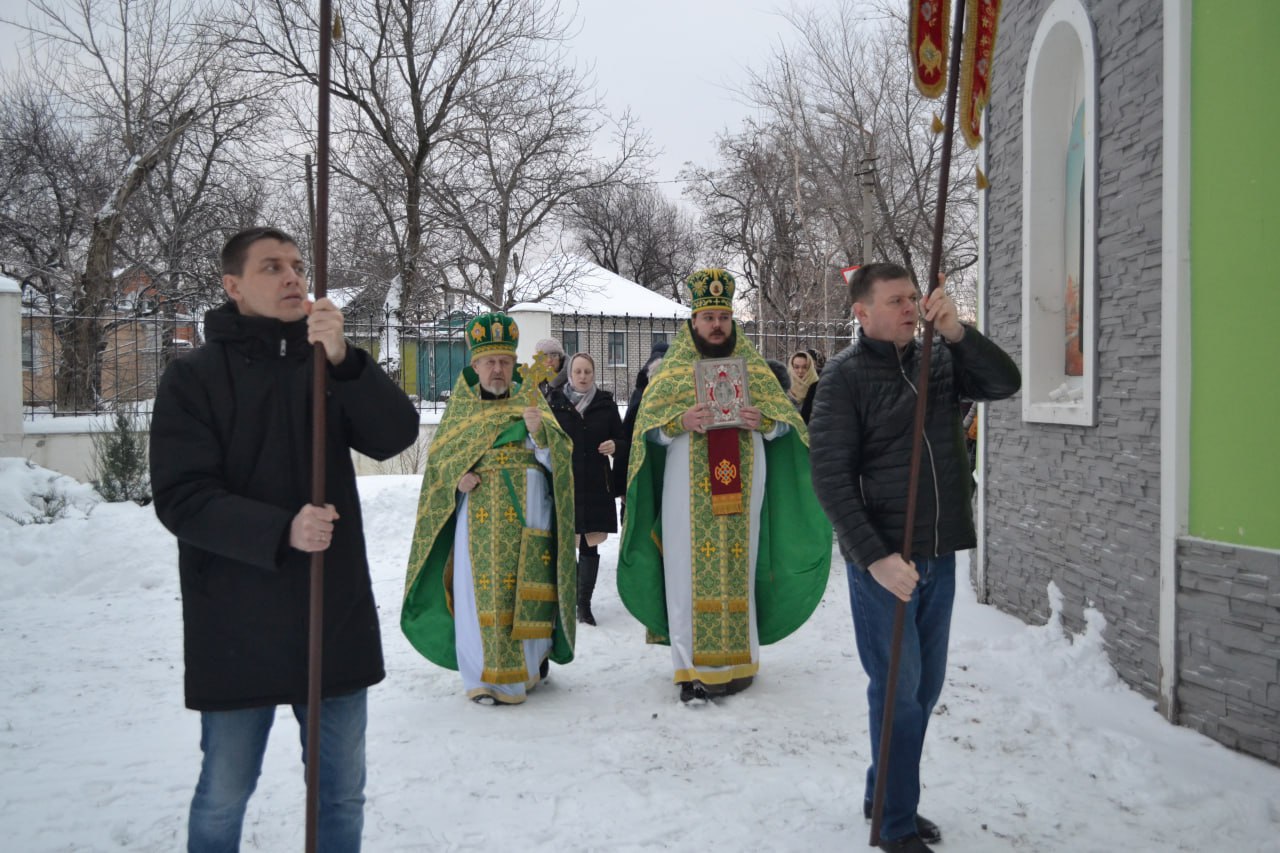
top-left (119, 98), bottom-right (270, 313)
top-left (683, 122), bottom-right (813, 325)
top-left (227, 0), bottom-right (634, 313)
top-left (422, 73), bottom-right (650, 310)
top-left (0, 84), bottom-right (106, 307)
top-left (3, 0), bottom-right (263, 411)
top-left (568, 179), bottom-right (703, 303)
top-left (685, 0), bottom-right (979, 326)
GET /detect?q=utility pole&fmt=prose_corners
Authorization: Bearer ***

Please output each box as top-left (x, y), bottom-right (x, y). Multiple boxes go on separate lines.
top-left (860, 133), bottom-right (878, 263)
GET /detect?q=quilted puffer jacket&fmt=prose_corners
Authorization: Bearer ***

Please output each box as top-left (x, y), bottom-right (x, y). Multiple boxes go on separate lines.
top-left (808, 326), bottom-right (1020, 569)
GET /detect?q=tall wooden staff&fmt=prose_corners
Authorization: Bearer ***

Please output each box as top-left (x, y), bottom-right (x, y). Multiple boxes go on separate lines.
top-left (305, 1), bottom-right (335, 850)
top-left (869, 0), bottom-right (1001, 845)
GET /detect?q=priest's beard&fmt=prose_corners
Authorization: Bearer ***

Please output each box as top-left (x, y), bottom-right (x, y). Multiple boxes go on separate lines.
top-left (691, 322), bottom-right (737, 358)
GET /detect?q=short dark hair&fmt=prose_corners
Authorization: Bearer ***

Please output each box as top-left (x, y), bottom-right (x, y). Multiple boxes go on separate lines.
top-left (765, 358), bottom-right (791, 392)
top-left (221, 227), bottom-right (299, 276)
top-left (848, 262), bottom-right (913, 304)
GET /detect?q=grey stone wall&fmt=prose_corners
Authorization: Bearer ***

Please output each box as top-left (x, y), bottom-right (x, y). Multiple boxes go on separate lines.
top-left (1177, 538), bottom-right (1280, 764)
top-left (981, 0), bottom-right (1166, 700)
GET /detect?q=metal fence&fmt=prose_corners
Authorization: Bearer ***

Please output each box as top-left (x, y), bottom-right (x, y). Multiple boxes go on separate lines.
top-left (21, 304), bottom-right (856, 418)
top-left (21, 309), bottom-right (195, 418)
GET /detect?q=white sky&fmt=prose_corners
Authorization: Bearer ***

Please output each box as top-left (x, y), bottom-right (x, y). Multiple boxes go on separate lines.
top-left (568, 0), bottom-right (798, 187)
top-left (0, 0), bottom-right (802, 184)
top-left (0, 11), bottom-right (25, 72)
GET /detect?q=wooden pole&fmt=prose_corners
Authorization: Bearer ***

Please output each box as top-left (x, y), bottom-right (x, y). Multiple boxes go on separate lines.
top-left (305, 2), bottom-right (333, 851)
top-left (868, 0), bottom-right (967, 845)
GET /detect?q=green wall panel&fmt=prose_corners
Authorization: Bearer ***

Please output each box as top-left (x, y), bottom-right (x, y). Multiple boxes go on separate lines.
top-left (1189, 1), bottom-right (1280, 548)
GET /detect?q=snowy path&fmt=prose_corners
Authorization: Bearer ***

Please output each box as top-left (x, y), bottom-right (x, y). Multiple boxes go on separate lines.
top-left (0, 473), bottom-right (1277, 851)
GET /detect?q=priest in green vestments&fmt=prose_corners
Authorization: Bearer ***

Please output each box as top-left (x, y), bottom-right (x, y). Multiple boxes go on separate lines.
top-left (401, 311), bottom-right (576, 705)
top-left (618, 269), bottom-right (832, 703)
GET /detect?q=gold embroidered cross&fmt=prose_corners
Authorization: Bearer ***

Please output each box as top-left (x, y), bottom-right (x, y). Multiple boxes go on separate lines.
top-left (495, 449), bottom-right (511, 465)
top-left (541, 551), bottom-right (551, 566)
top-left (699, 475), bottom-right (711, 493)
top-left (504, 506), bottom-right (518, 523)
top-left (700, 541), bottom-right (717, 559)
top-left (731, 542), bottom-right (746, 560)
top-left (502, 573), bottom-right (516, 591)
top-left (475, 507), bottom-right (489, 524)
top-left (477, 575), bottom-right (491, 590)
top-left (522, 351), bottom-right (557, 389)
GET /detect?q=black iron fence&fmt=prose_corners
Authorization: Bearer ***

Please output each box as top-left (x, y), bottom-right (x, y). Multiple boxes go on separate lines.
top-left (21, 304), bottom-right (856, 418)
top-left (21, 309), bottom-right (196, 417)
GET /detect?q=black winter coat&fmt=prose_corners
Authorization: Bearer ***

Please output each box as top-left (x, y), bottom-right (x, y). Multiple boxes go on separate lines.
top-left (547, 387), bottom-right (626, 533)
top-left (150, 303), bottom-right (419, 711)
top-left (808, 326), bottom-right (1020, 570)
top-left (798, 380), bottom-right (818, 424)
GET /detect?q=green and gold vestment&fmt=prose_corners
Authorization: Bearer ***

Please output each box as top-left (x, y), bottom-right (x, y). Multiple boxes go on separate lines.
top-left (401, 366), bottom-right (576, 679)
top-left (617, 322), bottom-right (832, 668)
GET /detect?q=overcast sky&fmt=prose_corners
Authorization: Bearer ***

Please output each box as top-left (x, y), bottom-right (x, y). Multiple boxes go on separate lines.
top-left (568, 0), bottom-right (801, 189)
top-left (0, 0), bottom-right (808, 187)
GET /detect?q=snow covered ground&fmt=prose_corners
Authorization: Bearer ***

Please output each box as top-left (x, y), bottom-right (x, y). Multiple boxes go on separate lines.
top-left (1, 460), bottom-right (1277, 851)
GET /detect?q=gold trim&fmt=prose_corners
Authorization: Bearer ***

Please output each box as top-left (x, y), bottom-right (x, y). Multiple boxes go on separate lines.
top-left (481, 665), bottom-right (530, 685)
top-left (467, 686), bottom-right (527, 705)
top-left (693, 597), bottom-right (750, 613)
top-left (672, 661), bottom-right (759, 686)
top-left (694, 651), bottom-right (753, 667)
top-left (476, 609), bottom-right (515, 628)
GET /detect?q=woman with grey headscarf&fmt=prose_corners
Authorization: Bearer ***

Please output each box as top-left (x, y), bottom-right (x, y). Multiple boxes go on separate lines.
top-left (533, 337), bottom-right (568, 398)
top-left (546, 352), bottom-right (626, 625)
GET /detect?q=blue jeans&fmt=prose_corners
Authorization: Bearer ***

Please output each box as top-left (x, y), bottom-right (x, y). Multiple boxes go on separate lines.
top-left (847, 554), bottom-right (955, 843)
top-left (188, 688), bottom-right (367, 853)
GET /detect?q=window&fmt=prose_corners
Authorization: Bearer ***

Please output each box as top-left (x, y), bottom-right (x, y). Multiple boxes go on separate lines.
top-left (21, 331), bottom-right (35, 370)
top-left (607, 331), bottom-right (627, 367)
top-left (1021, 0), bottom-right (1097, 425)
top-left (561, 330), bottom-right (580, 356)
top-left (650, 331), bottom-right (668, 350)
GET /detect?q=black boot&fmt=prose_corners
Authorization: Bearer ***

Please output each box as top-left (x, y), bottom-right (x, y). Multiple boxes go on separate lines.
top-left (576, 551), bottom-right (599, 625)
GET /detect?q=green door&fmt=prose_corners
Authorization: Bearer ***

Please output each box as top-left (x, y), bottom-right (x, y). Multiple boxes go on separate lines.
top-left (419, 339), bottom-right (467, 400)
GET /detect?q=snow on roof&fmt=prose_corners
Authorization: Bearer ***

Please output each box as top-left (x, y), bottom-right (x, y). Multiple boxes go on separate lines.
top-left (325, 286), bottom-right (362, 310)
top-left (516, 256), bottom-right (689, 318)
top-left (0, 275), bottom-right (19, 294)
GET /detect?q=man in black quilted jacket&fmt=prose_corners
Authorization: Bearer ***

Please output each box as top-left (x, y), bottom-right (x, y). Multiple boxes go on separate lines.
top-left (808, 262), bottom-right (1020, 853)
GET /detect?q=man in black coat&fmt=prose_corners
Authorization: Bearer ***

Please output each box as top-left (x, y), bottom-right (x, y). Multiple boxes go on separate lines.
top-left (808, 262), bottom-right (1020, 853)
top-left (150, 227), bottom-right (419, 851)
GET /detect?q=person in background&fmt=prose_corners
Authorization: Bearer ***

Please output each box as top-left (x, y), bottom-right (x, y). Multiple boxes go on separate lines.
top-left (150, 226), bottom-right (419, 851)
top-left (765, 358), bottom-right (792, 398)
top-left (962, 403), bottom-right (978, 477)
top-left (618, 340), bottom-right (669, 525)
top-left (788, 349), bottom-right (821, 424)
top-left (533, 337), bottom-right (568, 398)
top-left (547, 352), bottom-right (628, 625)
top-left (620, 340), bottom-right (669, 465)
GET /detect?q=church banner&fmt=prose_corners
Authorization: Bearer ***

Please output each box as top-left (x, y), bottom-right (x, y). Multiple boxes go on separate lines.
top-left (909, 0), bottom-right (950, 99)
top-left (959, 0), bottom-right (1002, 148)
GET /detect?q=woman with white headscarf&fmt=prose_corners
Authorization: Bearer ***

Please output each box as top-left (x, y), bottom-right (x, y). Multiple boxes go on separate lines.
top-left (787, 349), bottom-right (821, 424)
top-left (547, 352), bottom-right (627, 625)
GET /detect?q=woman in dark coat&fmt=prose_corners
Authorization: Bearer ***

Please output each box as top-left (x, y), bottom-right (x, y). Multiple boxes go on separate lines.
top-left (547, 352), bottom-right (627, 625)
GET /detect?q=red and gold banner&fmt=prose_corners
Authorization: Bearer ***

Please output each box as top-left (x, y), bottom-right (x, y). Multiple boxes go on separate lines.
top-left (959, 0), bottom-right (1002, 148)
top-left (707, 428), bottom-right (743, 515)
top-left (910, 0), bottom-right (950, 99)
